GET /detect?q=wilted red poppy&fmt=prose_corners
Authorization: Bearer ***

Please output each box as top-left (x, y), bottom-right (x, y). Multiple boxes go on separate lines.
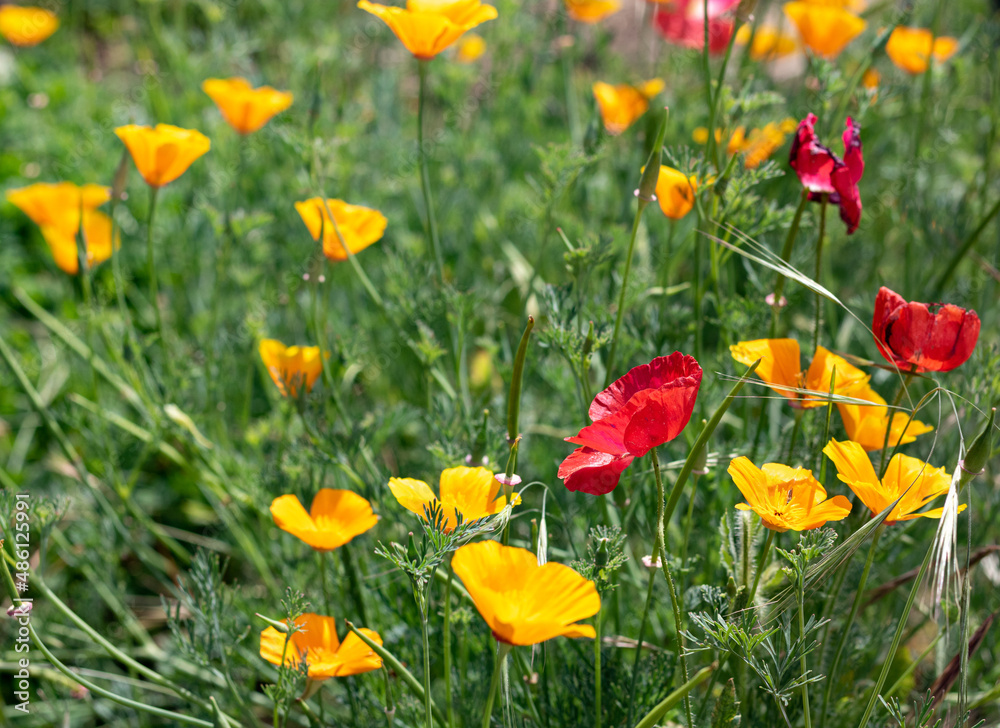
top-left (651, 0), bottom-right (739, 55)
top-left (558, 353), bottom-right (702, 495)
top-left (871, 286), bottom-right (980, 373)
top-left (789, 113), bottom-right (864, 234)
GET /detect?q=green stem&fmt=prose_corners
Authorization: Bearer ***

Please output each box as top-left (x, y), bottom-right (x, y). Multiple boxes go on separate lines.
top-left (595, 600), bottom-right (602, 728)
top-left (481, 642), bottom-right (513, 728)
top-left (0, 554), bottom-right (215, 727)
top-left (812, 196), bottom-right (828, 353)
top-left (932, 195), bottom-right (1000, 296)
top-left (877, 370), bottom-right (915, 477)
top-left (706, 16), bottom-right (739, 174)
top-left (662, 359), bottom-right (761, 529)
top-left (145, 186), bottom-right (165, 354)
top-left (444, 561), bottom-right (455, 728)
top-left (797, 570), bottom-right (812, 728)
top-left (820, 523), bottom-right (885, 728)
top-left (605, 199), bottom-right (649, 387)
top-left (634, 663), bottom-right (716, 728)
top-left (346, 620), bottom-right (446, 725)
top-left (651, 448), bottom-right (693, 727)
top-left (418, 59), bottom-right (445, 282)
top-left (770, 189), bottom-right (810, 336)
top-left (420, 592), bottom-right (433, 728)
top-left (748, 529), bottom-right (775, 607)
top-left (626, 536), bottom-right (661, 728)
top-left (854, 541), bottom-right (934, 728)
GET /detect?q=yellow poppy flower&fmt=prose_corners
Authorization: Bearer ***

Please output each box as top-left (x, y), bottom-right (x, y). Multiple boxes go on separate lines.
top-left (114, 124), bottom-right (211, 188)
top-left (836, 382), bottom-right (933, 451)
top-left (730, 339), bottom-right (869, 409)
top-left (862, 68), bottom-right (881, 90)
top-left (357, 0), bottom-right (497, 60)
top-left (823, 439), bottom-right (962, 524)
top-left (388, 466), bottom-right (520, 532)
top-left (452, 540), bottom-right (600, 646)
top-left (728, 457), bottom-right (851, 532)
top-left (654, 166), bottom-right (698, 220)
top-left (783, 2), bottom-right (866, 59)
top-left (6, 182), bottom-right (117, 274)
top-left (735, 24), bottom-right (799, 61)
top-left (270, 489), bottom-right (379, 551)
top-left (294, 198), bottom-right (388, 262)
top-left (201, 78), bottom-right (293, 135)
top-left (258, 339), bottom-right (325, 397)
top-left (592, 79), bottom-right (663, 135)
top-left (0, 5), bottom-right (58, 46)
top-left (885, 26), bottom-right (958, 75)
top-left (742, 122), bottom-right (793, 168)
top-left (564, 0), bottom-right (620, 23)
top-left (456, 33), bottom-right (486, 62)
top-left (259, 613), bottom-right (382, 680)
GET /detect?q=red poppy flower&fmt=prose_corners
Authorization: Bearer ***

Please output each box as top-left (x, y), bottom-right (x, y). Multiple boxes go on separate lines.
top-left (651, 0), bottom-right (740, 55)
top-left (558, 353), bottom-right (703, 495)
top-left (872, 286), bottom-right (980, 373)
top-left (789, 113), bottom-right (864, 234)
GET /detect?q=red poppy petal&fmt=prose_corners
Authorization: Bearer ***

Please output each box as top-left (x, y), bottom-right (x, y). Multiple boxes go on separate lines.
top-left (558, 448), bottom-right (634, 496)
top-left (565, 421), bottom-right (628, 456)
top-left (831, 164), bottom-right (862, 234)
top-left (789, 114), bottom-right (839, 195)
top-left (589, 352), bottom-right (702, 422)
top-left (621, 384), bottom-right (702, 457)
top-left (872, 286), bottom-right (980, 372)
top-left (842, 117), bottom-right (864, 185)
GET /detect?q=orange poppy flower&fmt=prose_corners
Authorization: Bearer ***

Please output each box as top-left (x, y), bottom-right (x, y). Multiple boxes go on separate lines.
top-left (114, 124), bottom-right (211, 188)
top-left (259, 613), bottom-right (382, 680)
top-left (885, 26), bottom-right (958, 75)
top-left (836, 382), bottom-right (933, 451)
top-left (730, 339), bottom-right (869, 408)
top-left (592, 79), bottom-right (664, 135)
top-left (728, 457), bottom-right (851, 532)
top-left (388, 466), bottom-right (520, 532)
top-left (823, 439), bottom-right (962, 524)
top-left (294, 198), bottom-right (387, 262)
top-left (259, 339), bottom-right (325, 397)
top-left (654, 166), bottom-right (698, 220)
top-left (783, 2), bottom-right (866, 59)
top-left (6, 182), bottom-right (117, 274)
top-left (735, 24), bottom-right (799, 61)
top-left (0, 5), bottom-right (58, 46)
top-left (201, 78), bottom-right (293, 135)
top-left (564, 0), bottom-right (620, 23)
top-left (270, 489), bottom-right (378, 551)
top-left (452, 540), bottom-right (600, 646)
top-left (456, 33), bottom-right (486, 62)
top-left (357, 0), bottom-right (497, 60)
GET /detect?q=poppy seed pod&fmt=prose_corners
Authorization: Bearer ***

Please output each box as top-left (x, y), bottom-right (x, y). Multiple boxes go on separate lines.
top-left (959, 408), bottom-right (996, 488)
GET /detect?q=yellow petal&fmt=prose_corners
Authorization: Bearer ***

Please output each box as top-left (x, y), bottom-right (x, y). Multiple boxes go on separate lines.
top-left (783, 2), bottom-right (866, 59)
top-left (202, 77), bottom-right (293, 134)
top-left (0, 6), bottom-right (58, 46)
top-left (114, 124), bottom-right (211, 188)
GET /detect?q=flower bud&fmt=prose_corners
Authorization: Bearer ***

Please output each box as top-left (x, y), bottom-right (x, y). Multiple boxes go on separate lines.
top-left (255, 612), bottom-right (290, 633)
top-left (637, 108), bottom-right (668, 203)
top-left (959, 407), bottom-right (996, 489)
top-left (595, 538), bottom-right (610, 569)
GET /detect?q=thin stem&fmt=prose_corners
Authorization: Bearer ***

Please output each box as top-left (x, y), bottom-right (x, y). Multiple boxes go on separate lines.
top-left (419, 593), bottom-right (433, 728)
top-left (651, 448), bottom-right (693, 727)
top-left (797, 570), bottom-right (813, 728)
top-left (820, 523), bottom-right (886, 728)
top-left (770, 189), bottom-right (810, 336)
top-left (748, 529), bottom-right (775, 607)
top-left (444, 561), bottom-right (455, 728)
top-left (481, 642), bottom-right (513, 728)
top-left (854, 542), bottom-right (934, 728)
top-left (145, 186), bottom-right (165, 353)
top-left (605, 199), bottom-right (649, 387)
top-left (812, 196), bottom-right (828, 353)
top-left (418, 59), bottom-right (445, 282)
top-left (626, 537), bottom-right (661, 728)
top-left (877, 370), bottom-right (915, 477)
top-left (595, 599), bottom-right (602, 728)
